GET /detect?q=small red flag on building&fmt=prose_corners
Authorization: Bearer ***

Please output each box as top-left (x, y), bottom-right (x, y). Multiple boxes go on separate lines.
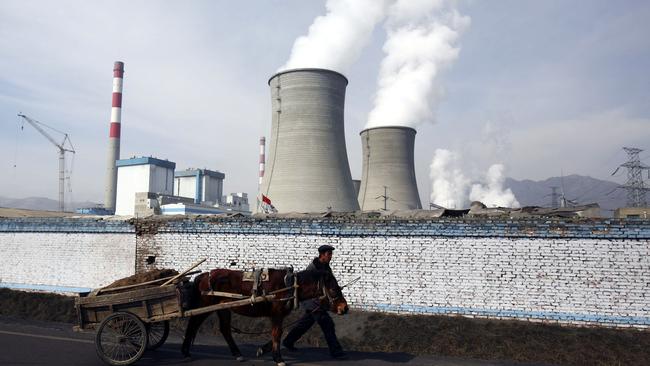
top-left (260, 194), bottom-right (277, 213)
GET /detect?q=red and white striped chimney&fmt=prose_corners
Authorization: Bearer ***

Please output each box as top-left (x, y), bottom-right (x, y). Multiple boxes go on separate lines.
top-left (259, 136), bottom-right (266, 186)
top-left (104, 61), bottom-right (124, 213)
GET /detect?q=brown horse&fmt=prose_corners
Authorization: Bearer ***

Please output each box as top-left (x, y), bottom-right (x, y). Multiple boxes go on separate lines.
top-left (181, 267), bottom-right (348, 366)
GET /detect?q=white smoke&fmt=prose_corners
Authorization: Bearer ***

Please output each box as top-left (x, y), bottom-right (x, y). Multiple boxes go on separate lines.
top-left (429, 149), bottom-right (469, 209)
top-left (280, 0), bottom-right (389, 72)
top-left (366, 0), bottom-right (469, 129)
top-left (469, 164), bottom-right (520, 208)
top-left (430, 149), bottom-right (520, 209)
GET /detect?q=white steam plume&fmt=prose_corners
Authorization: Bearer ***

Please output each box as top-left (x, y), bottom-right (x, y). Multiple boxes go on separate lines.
top-left (430, 149), bottom-right (520, 209)
top-left (366, 0), bottom-right (469, 129)
top-left (469, 164), bottom-right (520, 208)
top-left (429, 149), bottom-right (469, 209)
top-left (280, 0), bottom-right (389, 72)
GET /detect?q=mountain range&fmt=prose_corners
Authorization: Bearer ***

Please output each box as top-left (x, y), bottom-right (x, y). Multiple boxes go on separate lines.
top-left (505, 174), bottom-right (626, 214)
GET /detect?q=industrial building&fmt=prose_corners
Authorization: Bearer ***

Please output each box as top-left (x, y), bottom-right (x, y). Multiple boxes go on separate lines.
top-left (260, 68), bottom-right (359, 213)
top-left (614, 207), bottom-right (649, 219)
top-left (174, 168), bottom-right (225, 205)
top-left (114, 157), bottom-right (176, 216)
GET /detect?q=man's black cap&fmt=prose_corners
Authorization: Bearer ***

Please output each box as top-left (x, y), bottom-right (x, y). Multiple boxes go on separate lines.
top-left (318, 245), bottom-right (335, 254)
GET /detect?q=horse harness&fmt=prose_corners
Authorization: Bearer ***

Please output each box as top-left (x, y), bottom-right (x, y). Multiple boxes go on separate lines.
top-left (205, 267), bottom-right (300, 310)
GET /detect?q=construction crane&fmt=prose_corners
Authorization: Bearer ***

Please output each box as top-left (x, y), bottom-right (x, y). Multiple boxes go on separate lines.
top-left (17, 113), bottom-right (76, 212)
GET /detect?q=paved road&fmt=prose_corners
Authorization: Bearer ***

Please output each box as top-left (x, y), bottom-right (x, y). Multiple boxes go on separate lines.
top-left (0, 317), bottom-right (547, 366)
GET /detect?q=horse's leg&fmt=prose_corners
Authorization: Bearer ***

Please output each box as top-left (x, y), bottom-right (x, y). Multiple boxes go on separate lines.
top-left (257, 339), bottom-right (273, 357)
top-left (217, 309), bottom-right (244, 361)
top-left (181, 312), bottom-right (210, 358)
top-left (271, 316), bottom-right (285, 366)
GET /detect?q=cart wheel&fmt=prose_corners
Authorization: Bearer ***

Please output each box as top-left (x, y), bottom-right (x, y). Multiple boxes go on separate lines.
top-left (95, 312), bottom-right (147, 366)
top-left (146, 320), bottom-right (170, 350)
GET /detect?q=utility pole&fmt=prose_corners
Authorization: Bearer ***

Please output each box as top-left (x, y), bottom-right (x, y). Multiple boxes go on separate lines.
top-left (376, 186), bottom-right (389, 210)
top-left (612, 147), bottom-right (650, 207)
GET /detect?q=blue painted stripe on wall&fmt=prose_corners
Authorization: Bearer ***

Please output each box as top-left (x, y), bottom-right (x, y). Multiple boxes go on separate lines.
top-left (0, 217), bottom-right (648, 239)
top-left (374, 303), bottom-right (650, 325)
top-left (1, 282), bottom-right (92, 294)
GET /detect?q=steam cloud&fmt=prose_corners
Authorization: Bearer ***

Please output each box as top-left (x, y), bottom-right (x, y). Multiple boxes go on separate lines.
top-left (366, 0), bottom-right (470, 129)
top-left (430, 149), bottom-right (520, 209)
top-left (280, 0), bottom-right (389, 72)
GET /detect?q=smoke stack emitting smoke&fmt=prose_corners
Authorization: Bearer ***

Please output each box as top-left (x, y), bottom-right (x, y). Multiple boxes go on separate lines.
top-left (280, 1), bottom-right (518, 210)
top-left (280, 0), bottom-right (389, 72)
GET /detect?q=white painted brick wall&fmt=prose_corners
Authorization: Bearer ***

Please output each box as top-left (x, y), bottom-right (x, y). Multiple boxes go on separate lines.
top-left (0, 233), bottom-right (135, 289)
top-left (1, 218), bottom-right (647, 328)
top-left (138, 233), bottom-right (650, 327)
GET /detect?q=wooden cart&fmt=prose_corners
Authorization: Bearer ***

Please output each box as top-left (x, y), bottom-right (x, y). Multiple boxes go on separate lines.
top-left (75, 264), bottom-right (282, 366)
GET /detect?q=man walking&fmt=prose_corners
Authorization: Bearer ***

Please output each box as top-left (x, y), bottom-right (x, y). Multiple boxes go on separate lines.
top-left (282, 244), bottom-right (347, 359)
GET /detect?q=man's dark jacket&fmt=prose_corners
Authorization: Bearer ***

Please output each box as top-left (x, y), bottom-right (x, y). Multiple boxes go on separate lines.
top-left (303, 257), bottom-right (333, 311)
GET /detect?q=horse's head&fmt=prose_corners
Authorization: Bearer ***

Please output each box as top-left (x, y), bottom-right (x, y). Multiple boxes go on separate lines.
top-left (320, 271), bottom-right (349, 315)
top-left (297, 270), bottom-right (349, 315)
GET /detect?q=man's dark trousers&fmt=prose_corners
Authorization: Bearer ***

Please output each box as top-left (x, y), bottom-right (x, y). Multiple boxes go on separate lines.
top-left (283, 309), bottom-right (343, 356)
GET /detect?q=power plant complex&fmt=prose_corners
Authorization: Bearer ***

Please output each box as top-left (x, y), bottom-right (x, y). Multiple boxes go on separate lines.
top-left (97, 64), bottom-right (423, 216)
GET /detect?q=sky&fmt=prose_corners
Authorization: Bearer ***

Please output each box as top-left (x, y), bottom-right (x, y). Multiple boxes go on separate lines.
top-left (1, 0), bottom-right (649, 207)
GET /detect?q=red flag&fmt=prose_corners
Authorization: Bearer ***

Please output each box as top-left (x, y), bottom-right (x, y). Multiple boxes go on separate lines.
top-left (262, 195), bottom-right (272, 205)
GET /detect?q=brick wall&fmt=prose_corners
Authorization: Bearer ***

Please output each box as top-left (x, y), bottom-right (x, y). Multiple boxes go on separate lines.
top-left (0, 218), bottom-right (135, 291)
top-left (1, 216), bottom-right (649, 328)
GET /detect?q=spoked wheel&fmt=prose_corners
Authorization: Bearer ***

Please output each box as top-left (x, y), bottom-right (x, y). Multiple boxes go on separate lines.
top-left (95, 312), bottom-right (147, 366)
top-left (146, 320), bottom-right (169, 350)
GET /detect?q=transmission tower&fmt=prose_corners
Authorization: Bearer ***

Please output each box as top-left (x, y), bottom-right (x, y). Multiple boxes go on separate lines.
top-left (549, 186), bottom-right (560, 208)
top-left (612, 147), bottom-right (650, 207)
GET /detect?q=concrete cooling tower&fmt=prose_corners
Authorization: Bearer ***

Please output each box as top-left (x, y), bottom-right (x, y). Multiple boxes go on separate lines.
top-left (358, 126), bottom-right (422, 210)
top-left (261, 68), bottom-right (359, 213)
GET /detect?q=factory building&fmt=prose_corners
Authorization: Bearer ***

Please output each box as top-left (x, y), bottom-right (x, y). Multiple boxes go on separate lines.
top-left (358, 126), bottom-right (422, 210)
top-left (222, 192), bottom-right (249, 212)
top-left (114, 157), bottom-right (175, 216)
top-left (260, 68), bottom-right (359, 213)
top-left (174, 168), bottom-right (225, 205)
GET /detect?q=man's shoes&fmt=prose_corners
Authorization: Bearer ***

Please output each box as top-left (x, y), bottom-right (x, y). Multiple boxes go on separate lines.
top-left (331, 351), bottom-right (348, 360)
top-left (282, 341), bottom-right (298, 352)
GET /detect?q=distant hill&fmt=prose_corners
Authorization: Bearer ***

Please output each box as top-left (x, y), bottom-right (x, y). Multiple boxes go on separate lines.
top-left (505, 174), bottom-right (627, 215)
top-left (0, 175), bottom-right (630, 216)
top-left (0, 196), bottom-right (100, 212)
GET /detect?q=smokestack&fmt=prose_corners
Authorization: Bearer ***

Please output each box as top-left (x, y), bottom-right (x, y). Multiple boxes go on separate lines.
top-left (358, 126), bottom-right (422, 210)
top-left (104, 61), bottom-right (124, 213)
top-left (259, 136), bottom-right (266, 186)
top-left (261, 68), bottom-right (359, 213)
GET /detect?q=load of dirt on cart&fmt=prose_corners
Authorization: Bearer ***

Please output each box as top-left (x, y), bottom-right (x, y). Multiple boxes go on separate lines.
top-left (101, 268), bottom-right (180, 291)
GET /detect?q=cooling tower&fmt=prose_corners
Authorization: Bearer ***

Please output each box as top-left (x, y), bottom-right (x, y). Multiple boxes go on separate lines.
top-left (261, 68), bottom-right (359, 212)
top-left (358, 126), bottom-right (422, 210)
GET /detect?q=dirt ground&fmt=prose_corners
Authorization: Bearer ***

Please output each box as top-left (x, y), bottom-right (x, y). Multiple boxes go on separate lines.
top-left (1, 288), bottom-right (648, 365)
top-left (0, 207), bottom-right (78, 217)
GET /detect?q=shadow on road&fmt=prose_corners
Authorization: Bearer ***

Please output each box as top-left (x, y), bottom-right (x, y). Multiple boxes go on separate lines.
top-left (143, 342), bottom-right (417, 365)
